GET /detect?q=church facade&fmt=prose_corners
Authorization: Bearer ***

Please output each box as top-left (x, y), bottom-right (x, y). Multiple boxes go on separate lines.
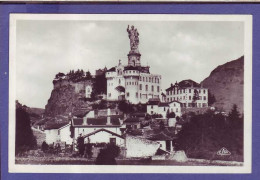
top-left (106, 25), bottom-right (162, 104)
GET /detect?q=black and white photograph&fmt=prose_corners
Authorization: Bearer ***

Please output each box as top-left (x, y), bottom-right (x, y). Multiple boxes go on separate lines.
top-left (9, 14), bottom-right (252, 173)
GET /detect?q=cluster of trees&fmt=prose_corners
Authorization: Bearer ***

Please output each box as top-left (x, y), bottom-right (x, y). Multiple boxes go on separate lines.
top-left (15, 107), bottom-right (37, 155)
top-left (118, 101), bottom-right (147, 114)
top-left (54, 70), bottom-right (93, 83)
top-left (175, 104), bottom-right (243, 161)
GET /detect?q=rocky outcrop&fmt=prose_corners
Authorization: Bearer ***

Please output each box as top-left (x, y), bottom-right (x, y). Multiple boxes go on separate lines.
top-left (201, 56), bottom-right (244, 113)
top-left (45, 84), bottom-right (92, 117)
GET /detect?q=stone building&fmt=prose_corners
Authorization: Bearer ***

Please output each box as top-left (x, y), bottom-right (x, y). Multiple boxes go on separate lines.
top-left (165, 80), bottom-right (208, 108)
top-left (106, 25), bottom-right (162, 104)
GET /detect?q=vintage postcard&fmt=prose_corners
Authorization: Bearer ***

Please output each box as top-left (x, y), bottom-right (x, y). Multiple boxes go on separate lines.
top-left (9, 14), bottom-right (252, 173)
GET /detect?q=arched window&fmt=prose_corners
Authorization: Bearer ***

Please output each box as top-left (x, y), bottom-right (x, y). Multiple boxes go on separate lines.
top-left (119, 79), bottom-right (121, 85)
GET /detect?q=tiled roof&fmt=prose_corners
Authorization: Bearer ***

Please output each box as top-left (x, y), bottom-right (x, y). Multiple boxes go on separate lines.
top-left (72, 115), bottom-right (123, 126)
top-left (158, 102), bottom-right (169, 107)
top-left (107, 67), bottom-right (116, 72)
top-left (124, 118), bottom-right (141, 123)
top-left (144, 127), bottom-right (177, 141)
top-left (82, 128), bottom-right (124, 139)
top-left (130, 112), bottom-right (146, 118)
top-left (44, 122), bottom-right (69, 130)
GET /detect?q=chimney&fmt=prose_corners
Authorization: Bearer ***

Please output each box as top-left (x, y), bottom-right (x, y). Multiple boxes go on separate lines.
top-left (107, 108), bottom-right (111, 125)
top-left (83, 117), bottom-right (87, 125)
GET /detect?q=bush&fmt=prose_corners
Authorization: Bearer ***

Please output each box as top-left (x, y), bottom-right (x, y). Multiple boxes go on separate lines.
top-left (76, 135), bottom-right (85, 156)
top-left (41, 141), bottom-right (49, 153)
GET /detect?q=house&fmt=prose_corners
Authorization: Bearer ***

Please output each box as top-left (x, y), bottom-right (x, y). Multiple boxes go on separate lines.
top-left (147, 100), bottom-right (182, 118)
top-left (82, 128), bottom-right (125, 147)
top-left (124, 117), bottom-right (141, 130)
top-left (168, 101), bottom-right (182, 117)
top-left (44, 123), bottom-right (71, 145)
top-left (144, 127), bottom-right (177, 152)
top-left (70, 111), bottom-right (124, 147)
top-left (165, 80), bottom-right (208, 108)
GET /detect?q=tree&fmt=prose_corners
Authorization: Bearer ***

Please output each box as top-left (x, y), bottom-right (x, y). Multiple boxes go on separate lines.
top-left (159, 120), bottom-right (165, 130)
top-left (208, 90), bottom-right (216, 106)
top-left (85, 143), bottom-right (93, 159)
top-left (16, 107), bottom-right (37, 155)
top-left (228, 104), bottom-right (243, 129)
top-left (41, 141), bottom-right (49, 153)
top-left (85, 71), bottom-right (92, 80)
top-left (76, 135), bottom-right (85, 156)
top-left (167, 112), bottom-right (176, 118)
top-left (175, 110), bottom-right (243, 160)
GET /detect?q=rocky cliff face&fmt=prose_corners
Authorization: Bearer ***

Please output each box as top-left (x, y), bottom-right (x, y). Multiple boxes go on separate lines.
top-left (201, 56), bottom-right (244, 113)
top-left (45, 84), bottom-right (92, 117)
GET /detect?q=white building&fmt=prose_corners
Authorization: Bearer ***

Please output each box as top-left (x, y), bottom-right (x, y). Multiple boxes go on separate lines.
top-left (71, 111), bottom-right (125, 147)
top-left (106, 25), bottom-right (162, 104)
top-left (44, 123), bottom-right (72, 145)
top-left (165, 80), bottom-right (208, 108)
top-left (147, 100), bottom-right (182, 118)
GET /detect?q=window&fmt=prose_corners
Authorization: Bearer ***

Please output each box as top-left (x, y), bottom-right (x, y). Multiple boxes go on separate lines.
top-left (140, 84), bottom-right (142, 90)
top-left (204, 96), bottom-right (207, 100)
top-left (140, 93), bottom-right (142, 98)
top-left (176, 108), bottom-right (178, 112)
top-left (143, 77), bottom-right (145, 81)
top-left (110, 138), bottom-right (116, 145)
top-left (136, 92), bottom-right (138, 98)
top-left (204, 90), bottom-right (206, 94)
top-left (164, 107), bottom-right (166, 111)
top-left (129, 71), bottom-right (131, 73)
top-left (189, 96), bottom-right (191, 100)
top-left (126, 92), bottom-right (129, 97)
top-left (109, 93), bottom-right (111, 97)
top-left (151, 105), bottom-right (153, 109)
top-left (146, 77), bottom-right (148, 82)
top-left (119, 79), bottom-right (121, 85)
top-left (149, 77), bottom-right (151, 82)
top-left (145, 85), bottom-right (148, 91)
top-left (183, 96), bottom-right (185, 100)
top-left (58, 130), bottom-right (60, 135)
top-left (152, 85), bottom-right (154, 92)
top-left (157, 86), bottom-right (160, 92)
top-left (189, 89), bottom-right (191, 93)
top-left (151, 111), bottom-right (153, 114)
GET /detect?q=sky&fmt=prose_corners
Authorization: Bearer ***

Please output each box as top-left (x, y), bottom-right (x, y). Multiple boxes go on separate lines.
top-left (16, 20), bottom-right (244, 108)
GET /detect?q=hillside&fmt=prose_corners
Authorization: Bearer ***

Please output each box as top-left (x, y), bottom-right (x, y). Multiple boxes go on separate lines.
top-left (201, 56), bottom-right (244, 113)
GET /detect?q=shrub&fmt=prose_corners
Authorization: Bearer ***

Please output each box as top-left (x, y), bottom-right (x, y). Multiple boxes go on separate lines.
top-left (41, 141), bottom-right (49, 153)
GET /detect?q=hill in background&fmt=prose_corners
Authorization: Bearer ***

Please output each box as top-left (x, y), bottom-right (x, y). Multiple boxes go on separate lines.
top-left (201, 56), bottom-right (244, 113)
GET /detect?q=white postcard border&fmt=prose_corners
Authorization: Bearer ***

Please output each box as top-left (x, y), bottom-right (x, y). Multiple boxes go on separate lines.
top-left (9, 14), bottom-right (252, 173)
